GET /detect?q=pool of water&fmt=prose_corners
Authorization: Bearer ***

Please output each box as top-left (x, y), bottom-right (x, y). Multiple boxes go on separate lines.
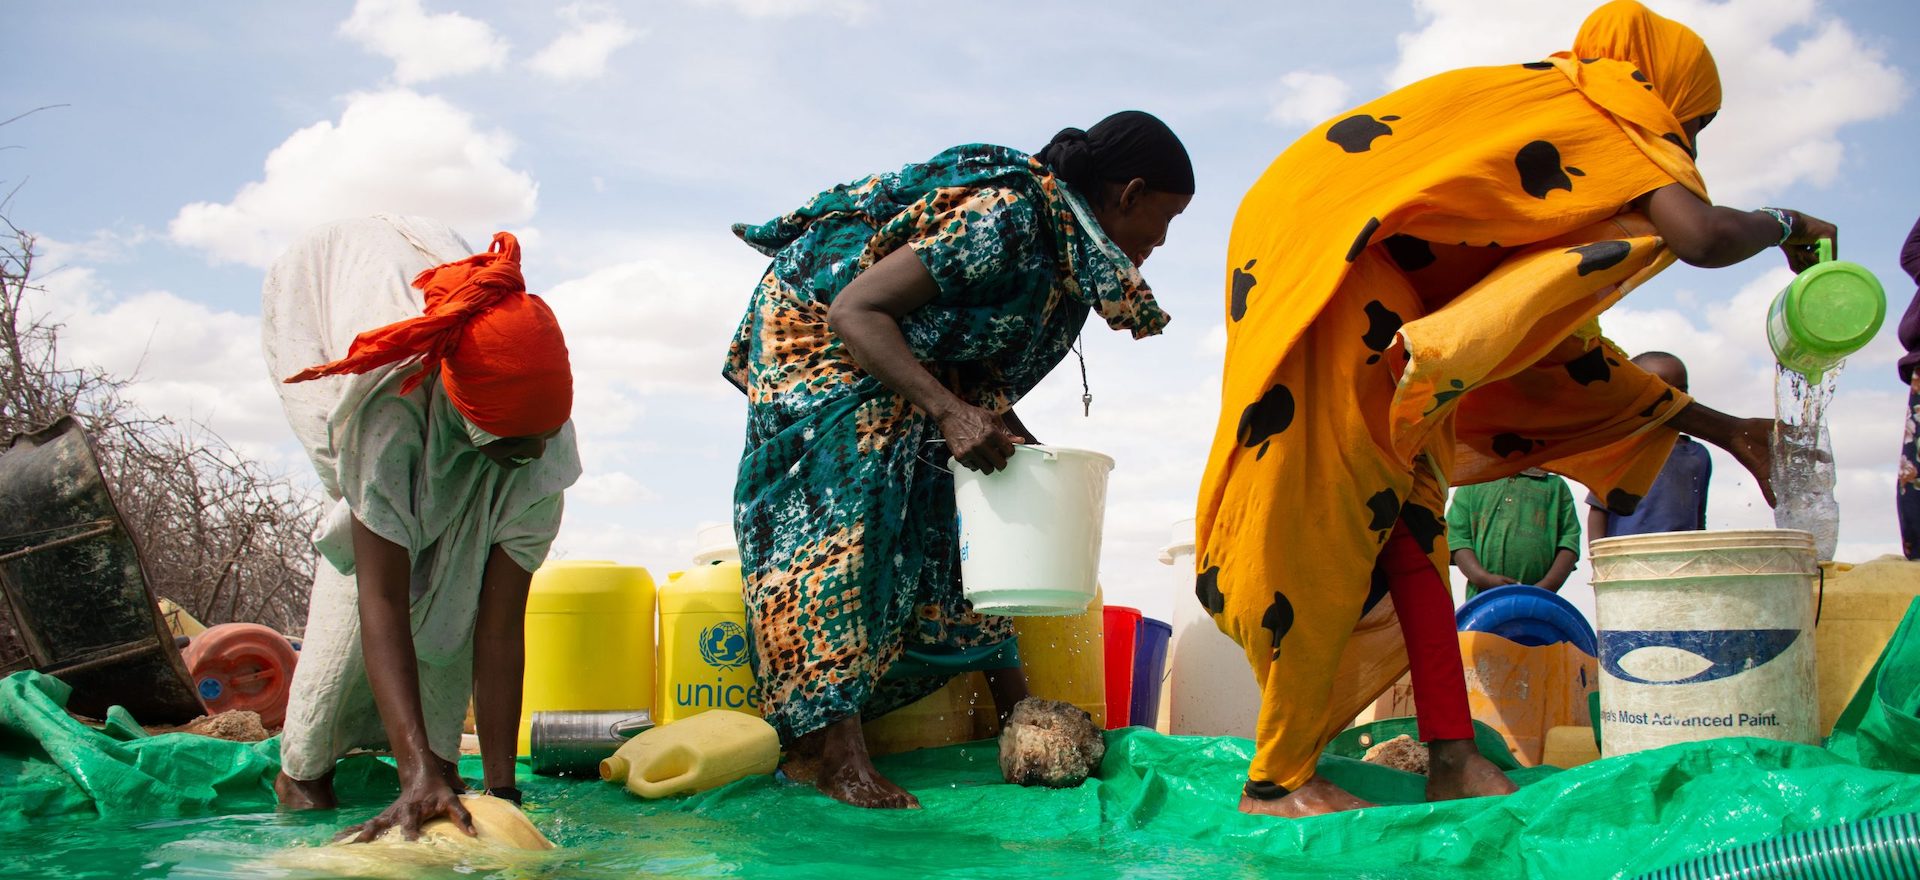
top-left (0, 736), bottom-right (1448, 880)
top-left (0, 779), bottom-right (1425, 880)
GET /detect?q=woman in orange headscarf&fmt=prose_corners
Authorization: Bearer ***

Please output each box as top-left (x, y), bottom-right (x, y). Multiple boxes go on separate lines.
top-left (1197, 0), bottom-right (1838, 817)
top-left (263, 216), bottom-right (579, 840)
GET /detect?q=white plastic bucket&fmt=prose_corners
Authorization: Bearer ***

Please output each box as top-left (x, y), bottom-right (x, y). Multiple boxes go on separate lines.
top-left (952, 445), bottom-right (1113, 616)
top-left (692, 522), bottom-right (739, 566)
top-left (1163, 518), bottom-right (1260, 738)
top-left (1588, 529), bottom-right (1819, 757)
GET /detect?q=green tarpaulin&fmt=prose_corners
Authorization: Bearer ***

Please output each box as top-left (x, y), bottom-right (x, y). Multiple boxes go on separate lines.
top-left (4, 600), bottom-right (1919, 879)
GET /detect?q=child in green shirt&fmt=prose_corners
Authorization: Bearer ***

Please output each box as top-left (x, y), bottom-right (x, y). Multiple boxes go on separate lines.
top-left (1446, 468), bottom-right (1583, 598)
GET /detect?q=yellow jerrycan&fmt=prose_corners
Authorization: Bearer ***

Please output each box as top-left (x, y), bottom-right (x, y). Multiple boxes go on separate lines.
top-left (1815, 558), bottom-right (1920, 735)
top-left (519, 560), bottom-right (655, 753)
top-left (655, 525), bottom-right (761, 724)
top-left (1012, 586), bottom-right (1108, 728)
top-left (599, 708), bottom-right (780, 798)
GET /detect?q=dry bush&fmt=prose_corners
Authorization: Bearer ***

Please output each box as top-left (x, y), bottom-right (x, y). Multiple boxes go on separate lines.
top-left (0, 214), bottom-right (319, 667)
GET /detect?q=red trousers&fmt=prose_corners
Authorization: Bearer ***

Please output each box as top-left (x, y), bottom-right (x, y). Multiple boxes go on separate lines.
top-left (1380, 520), bottom-right (1474, 742)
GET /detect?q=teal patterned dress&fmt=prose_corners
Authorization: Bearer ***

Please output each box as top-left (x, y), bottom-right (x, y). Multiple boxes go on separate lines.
top-left (724, 144), bottom-right (1169, 743)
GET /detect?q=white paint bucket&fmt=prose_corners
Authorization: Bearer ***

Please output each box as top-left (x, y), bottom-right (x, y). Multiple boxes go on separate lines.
top-left (1163, 518), bottom-right (1260, 738)
top-left (1588, 529), bottom-right (1819, 757)
top-left (952, 445), bottom-right (1113, 616)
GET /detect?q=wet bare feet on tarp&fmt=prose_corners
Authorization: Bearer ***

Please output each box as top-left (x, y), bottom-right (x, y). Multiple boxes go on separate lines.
top-left (1238, 774), bottom-right (1374, 818)
top-left (275, 770), bottom-right (338, 810)
top-left (815, 716), bottom-right (920, 809)
top-left (1425, 739), bottom-right (1519, 802)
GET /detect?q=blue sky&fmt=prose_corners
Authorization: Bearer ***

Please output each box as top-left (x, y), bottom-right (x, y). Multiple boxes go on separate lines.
top-left (5, 0), bottom-right (1916, 624)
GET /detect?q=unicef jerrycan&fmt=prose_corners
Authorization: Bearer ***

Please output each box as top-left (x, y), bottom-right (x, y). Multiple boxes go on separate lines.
top-left (599, 708), bottom-right (780, 798)
top-left (1767, 239), bottom-right (1885, 383)
top-left (655, 526), bottom-right (761, 724)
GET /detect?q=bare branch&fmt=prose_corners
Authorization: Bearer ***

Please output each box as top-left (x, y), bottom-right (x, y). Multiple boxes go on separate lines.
top-left (0, 203), bottom-right (318, 666)
top-left (0, 105), bottom-right (68, 129)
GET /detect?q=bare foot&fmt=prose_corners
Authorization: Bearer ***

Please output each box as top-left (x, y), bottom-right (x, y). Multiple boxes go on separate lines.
top-left (815, 716), bottom-right (919, 809)
top-left (781, 730), bottom-right (824, 784)
top-left (1425, 739), bottom-right (1519, 802)
top-left (1237, 774), bottom-right (1374, 818)
top-left (275, 770), bottom-right (338, 810)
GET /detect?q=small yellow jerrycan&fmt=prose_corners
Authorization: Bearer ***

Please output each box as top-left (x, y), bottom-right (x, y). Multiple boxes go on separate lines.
top-left (598, 708), bottom-right (780, 798)
top-left (655, 525), bottom-right (761, 724)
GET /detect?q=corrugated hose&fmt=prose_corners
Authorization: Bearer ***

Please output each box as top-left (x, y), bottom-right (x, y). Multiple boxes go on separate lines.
top-left (1634, 812), bottom-right (1920, 879)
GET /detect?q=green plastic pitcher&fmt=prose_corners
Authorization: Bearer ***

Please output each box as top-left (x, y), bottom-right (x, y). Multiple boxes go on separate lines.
top-left (1766, 239), bottom-right (1885, 382)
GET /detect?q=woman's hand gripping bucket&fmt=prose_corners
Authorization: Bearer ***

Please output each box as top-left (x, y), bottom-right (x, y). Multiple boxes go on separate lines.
top-left (951, 445), bottom-right (1115, 617)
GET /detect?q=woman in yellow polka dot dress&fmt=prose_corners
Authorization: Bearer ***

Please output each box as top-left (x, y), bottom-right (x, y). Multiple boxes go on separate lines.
top-left (1197, 0), bottom-right (1839, 818)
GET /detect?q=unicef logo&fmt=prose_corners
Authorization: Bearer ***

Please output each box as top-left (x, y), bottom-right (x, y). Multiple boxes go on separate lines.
top-left (699, 621), bottom-right (751, 670)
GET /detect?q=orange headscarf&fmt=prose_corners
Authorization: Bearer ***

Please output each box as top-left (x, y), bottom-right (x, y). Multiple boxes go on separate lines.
top-left (1572, 0), bottom-right (1722, 127)
top-left (286, 232), bottom-right (573, 439)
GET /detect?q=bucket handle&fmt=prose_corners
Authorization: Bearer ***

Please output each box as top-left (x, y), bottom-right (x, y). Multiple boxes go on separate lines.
top-left (1814, 564), bottom-right (1824, 627)
top-left (1816, 237), bottom-right (1834, 264)
top-left (921, 441), bottom-right (1055, 474)
top-left (919, 440), bottom-right (955, 475)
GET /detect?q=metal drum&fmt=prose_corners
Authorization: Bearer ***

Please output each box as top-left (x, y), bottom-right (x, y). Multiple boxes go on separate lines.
top-left (528, 709), bottom-right (652, 777)
top-left (0, 417), bottom-right (202, 722)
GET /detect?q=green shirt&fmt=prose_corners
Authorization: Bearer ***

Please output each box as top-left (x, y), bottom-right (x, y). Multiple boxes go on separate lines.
top-left (1446, 472), bottom-right (1582, 597)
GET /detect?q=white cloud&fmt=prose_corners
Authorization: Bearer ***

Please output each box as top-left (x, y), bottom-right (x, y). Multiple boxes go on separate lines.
top-left (1269, 70), bottom-right (1352, 126)
top-left (26, 238), bottom-right (300, 466)
top-left (1388, 0), bottom-right (1906, 204)
top-left (695, 0), bottom-right (871, 23)
top-left (542, 238), bottom-right (768, 409)
top-left (339, 0), bottom-right (510, 85)
top-left (569, 470), bottom-right (662, 506)
top-left (549, 521), bottom-right (701, 571)
top-left (169, 89), bottom-right (537, 268)
top-left (528, 3), bottom-right (644, 82)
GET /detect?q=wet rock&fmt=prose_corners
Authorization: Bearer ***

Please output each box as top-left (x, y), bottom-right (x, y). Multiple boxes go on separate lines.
top-left (999, 697), bottom-right (1105, 788)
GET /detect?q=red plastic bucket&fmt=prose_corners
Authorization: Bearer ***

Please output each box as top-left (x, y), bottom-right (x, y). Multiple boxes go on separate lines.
top-left (1102, 605), bottom-right (1142, 730)
top-left (180, 622), bottom-right (299, 728)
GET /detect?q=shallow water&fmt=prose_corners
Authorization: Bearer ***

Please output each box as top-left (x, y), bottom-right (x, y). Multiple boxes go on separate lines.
top-left (0, 748), bottom-right (1435, 880)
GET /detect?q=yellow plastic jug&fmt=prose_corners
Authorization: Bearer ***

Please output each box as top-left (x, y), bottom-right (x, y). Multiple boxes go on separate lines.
top-left (1541, 725), bottom-right (1600, 769)
top-left (1816, 558), bottom-right (1920, 735)
top-left (519, 560), bottom-right (655, 754)
top-left (1459, 631), bottom-right (1597, 766)
top-left (656, 557), bottom-right (761, 724)
top-left (599, 708), bottom-right (780, 798)
top-left (866, 672), bottom-right (986, 755)
top-left (873, 587), bottom-right (1106, 750)
top-left (1013, 587), bottom-right (1107, 728)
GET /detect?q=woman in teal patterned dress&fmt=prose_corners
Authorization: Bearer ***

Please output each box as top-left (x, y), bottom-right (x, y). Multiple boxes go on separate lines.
top-left (724, 111), bottom-right (1194, 808)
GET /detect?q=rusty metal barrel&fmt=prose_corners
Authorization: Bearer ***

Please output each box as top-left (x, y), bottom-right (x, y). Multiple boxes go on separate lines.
top-left (0, 416), bottom-right (203, 722)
